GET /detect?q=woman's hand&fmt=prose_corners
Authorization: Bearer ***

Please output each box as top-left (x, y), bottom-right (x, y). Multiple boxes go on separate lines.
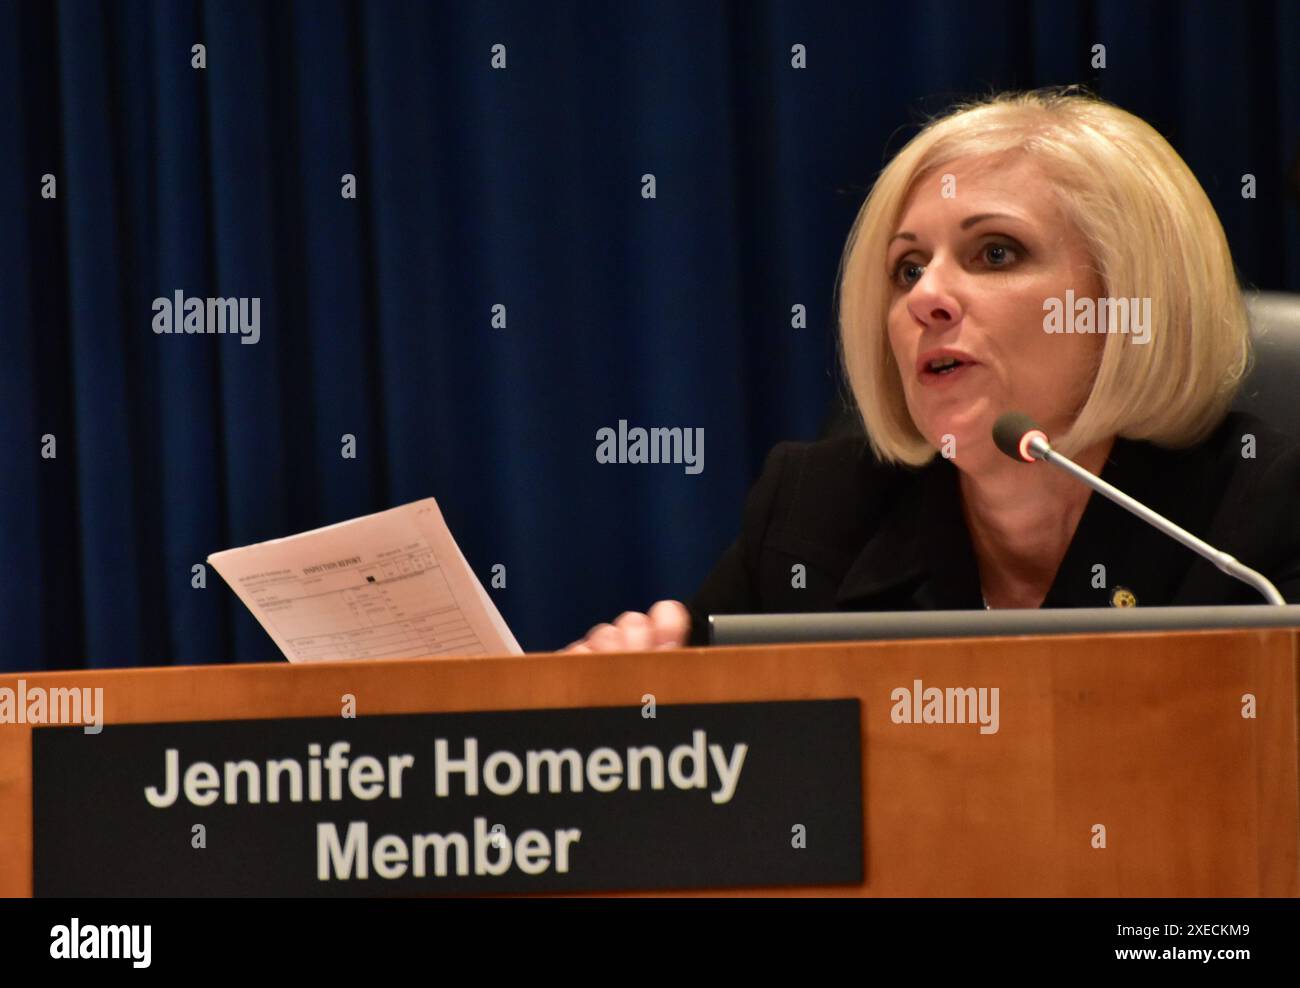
top-left (563, 600), bottom-right (691, 653)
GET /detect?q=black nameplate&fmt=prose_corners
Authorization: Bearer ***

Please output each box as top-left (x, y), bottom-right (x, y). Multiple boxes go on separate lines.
top-left (33, 699), bottom-right (862, 895)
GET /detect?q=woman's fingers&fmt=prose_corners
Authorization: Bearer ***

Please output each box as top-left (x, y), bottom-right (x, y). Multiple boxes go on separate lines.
top-left (648, 600), bottom-right (691, 648)
top-left (583, 623), bottom-right (623, 651)
top-left (614, 611), bottom-right (655, 651)
top-left (563, 600), bottom-right (692, 653)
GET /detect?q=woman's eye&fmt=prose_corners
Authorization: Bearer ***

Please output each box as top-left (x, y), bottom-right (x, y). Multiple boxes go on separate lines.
top-left (894, 261), bottom-right (924, 287)
top-left (981, 242), bottom-right (1018, 267)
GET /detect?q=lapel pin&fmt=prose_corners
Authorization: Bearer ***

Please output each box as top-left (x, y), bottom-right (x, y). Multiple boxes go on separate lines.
top-left (1110, 586), bottom-right (1137, 608)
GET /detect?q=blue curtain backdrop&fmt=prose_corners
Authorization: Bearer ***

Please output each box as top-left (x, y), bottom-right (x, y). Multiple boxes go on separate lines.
top-left (1, 0), bottom-right (1297, 671)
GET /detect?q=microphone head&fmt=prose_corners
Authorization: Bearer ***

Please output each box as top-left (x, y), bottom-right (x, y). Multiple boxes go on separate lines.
top-left (993, 412), bottom-right (1050, 463)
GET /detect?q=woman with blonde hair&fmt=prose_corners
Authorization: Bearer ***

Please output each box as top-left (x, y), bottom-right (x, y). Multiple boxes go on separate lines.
top-left (568, 89), bottom-right (1300, 652)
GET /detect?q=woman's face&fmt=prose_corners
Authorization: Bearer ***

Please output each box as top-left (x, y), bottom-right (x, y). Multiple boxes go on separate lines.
top-left (885, 153), bottom-right (1105, 469)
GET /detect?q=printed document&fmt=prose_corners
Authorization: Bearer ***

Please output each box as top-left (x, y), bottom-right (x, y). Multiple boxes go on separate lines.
top-left (208, 499), bottom-right (520, 662)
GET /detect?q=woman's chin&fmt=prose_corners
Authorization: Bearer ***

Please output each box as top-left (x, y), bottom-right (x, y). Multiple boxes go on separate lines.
top-left (922, 415), bottom-right (995, 459)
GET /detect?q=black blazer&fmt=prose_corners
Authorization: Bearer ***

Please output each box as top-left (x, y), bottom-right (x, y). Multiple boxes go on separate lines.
top-left (686, 411), bottom-right (1300, 645)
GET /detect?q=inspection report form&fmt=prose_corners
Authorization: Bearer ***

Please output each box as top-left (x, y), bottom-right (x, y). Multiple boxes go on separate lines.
top-left (208, 499), bottom-right (521, 662)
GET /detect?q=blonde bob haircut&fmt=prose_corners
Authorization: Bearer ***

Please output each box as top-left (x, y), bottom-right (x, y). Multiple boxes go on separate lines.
top-left (838, 88), bottom-right (1251, 466)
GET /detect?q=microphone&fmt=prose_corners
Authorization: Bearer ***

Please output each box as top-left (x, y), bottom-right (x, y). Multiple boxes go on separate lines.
top-left (991, 412), bottom-right (1285, 605)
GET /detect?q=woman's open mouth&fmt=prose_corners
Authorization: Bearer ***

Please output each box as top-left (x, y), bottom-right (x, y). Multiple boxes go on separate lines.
top-left (926, 356), bottom-right (966, 375)
top-left (916, 350), bottom-right (979, 385)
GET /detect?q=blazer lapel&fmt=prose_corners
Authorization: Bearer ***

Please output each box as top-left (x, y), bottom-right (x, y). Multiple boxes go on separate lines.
top-left (1045, 435), bottom-right (1223, 607)
top-left (834, 455), bottom-right (984, 611)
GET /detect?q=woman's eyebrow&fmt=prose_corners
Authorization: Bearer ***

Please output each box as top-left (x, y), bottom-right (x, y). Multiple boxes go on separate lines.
top-left (889, 211), bottom-right (1023, 246)
top-left (960, 212), bottom-right (1020, 229)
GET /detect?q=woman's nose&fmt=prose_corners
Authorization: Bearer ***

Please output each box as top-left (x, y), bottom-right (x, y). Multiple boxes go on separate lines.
top-left (906, 260), bottom-right (964, 329)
